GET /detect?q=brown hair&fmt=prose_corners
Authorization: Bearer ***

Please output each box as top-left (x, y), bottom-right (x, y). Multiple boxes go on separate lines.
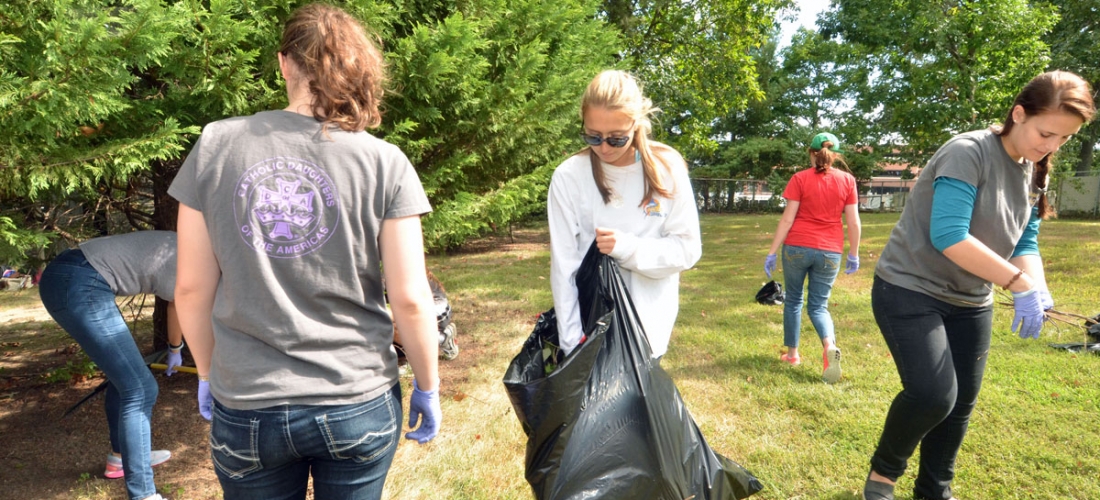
top-left (994, 71), bottom-right (1096, 218)
top-left (810, 143), bottom-right (848, 174)
top-left (581, 70), bottom-right (676, 206)
top-left (279, 3), bottom-right (387, 132)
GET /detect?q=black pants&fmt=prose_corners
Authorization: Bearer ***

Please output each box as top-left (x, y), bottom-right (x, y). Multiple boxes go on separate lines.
top-left (869, 276), bottom-right (992, 500)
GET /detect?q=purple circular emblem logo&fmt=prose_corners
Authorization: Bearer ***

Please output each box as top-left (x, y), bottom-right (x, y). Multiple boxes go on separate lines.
top-left (234, 157), bottom-right (340, 258)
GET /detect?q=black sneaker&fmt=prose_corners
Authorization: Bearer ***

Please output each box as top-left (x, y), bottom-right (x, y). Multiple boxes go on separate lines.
top-left (863, 472), bottom-right (895, 500)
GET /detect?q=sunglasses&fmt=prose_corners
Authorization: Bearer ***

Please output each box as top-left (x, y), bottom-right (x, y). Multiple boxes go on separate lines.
top-left (580, 132), bottom-right (631, 148)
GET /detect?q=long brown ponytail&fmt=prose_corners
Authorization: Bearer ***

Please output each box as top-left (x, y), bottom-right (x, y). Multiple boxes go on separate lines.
top-left (810, 144), bottom-right (848, 173)
top-left (280, 4), bottom-right (387, 132)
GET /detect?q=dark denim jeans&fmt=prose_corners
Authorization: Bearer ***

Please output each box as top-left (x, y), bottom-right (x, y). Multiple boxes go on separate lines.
top-left (781, 245), bottom-right (841, 348)
top-left (869, 276), bottom-right (992, 500)
top-left (39, 249), bottom-right (160, 500)
top-left (210, 383), bottom-right (402, 500)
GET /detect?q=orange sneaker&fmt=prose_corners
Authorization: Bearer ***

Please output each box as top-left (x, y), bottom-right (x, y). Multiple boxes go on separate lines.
top-left (780, 352), bottom-right (801, 366)
top-left (822, 344), bottom-right (842, 384)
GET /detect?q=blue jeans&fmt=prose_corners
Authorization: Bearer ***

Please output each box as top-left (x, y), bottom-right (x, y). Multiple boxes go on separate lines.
top-left (210, 384), bottom-right (402, 500)
top-left (869, 276), bottom-right (992, 500)
top-left (39, 249), bottom-right (160, 500)
top-left (781, 245), bottom-right (841, 348)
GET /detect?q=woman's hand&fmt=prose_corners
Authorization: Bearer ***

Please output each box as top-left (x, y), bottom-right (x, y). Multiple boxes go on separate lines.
top-left (845, 254), bottom-right (860, 274)
top-left (595, 227), bottom-right (619, 255)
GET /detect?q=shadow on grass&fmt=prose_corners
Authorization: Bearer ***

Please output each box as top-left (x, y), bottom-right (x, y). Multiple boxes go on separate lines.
top-left (665, 352), bottom-right (826, 385)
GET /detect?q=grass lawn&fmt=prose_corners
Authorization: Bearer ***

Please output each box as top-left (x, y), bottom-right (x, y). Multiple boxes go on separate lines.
top-left (384, 212), bottom-right (1100, 500)
top-left (3, 212), bottom-right (1098, 499)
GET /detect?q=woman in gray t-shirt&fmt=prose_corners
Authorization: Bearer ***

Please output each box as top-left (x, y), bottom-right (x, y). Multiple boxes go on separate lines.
top-left (170, 4), bottom-right (441, 498)
top-left (862, 72), bottom-right (1095, 500)
top-left (39, 231), bottom-right (183, 500)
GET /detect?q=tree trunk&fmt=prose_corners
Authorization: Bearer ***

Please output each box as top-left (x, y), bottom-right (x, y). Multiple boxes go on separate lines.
top-left (1075, 121), bottom-right (1098, 176)
top-left (151, 159), bottom-right (181, 353)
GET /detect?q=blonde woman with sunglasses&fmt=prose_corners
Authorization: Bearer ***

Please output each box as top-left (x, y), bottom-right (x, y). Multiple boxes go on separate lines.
top-left (547, 70), bottom-right (701, 360)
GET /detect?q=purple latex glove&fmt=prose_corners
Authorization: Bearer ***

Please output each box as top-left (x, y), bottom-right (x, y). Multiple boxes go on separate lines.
top-left (1038, 288), bottom-right (1054, 311)
top-left (405, 379), bottom-right (441, 444)
top-left (165, 349), bottom-right (182, 376)
top-left (764, 254), bottom-right (777, 279)
top-left (844, 254), bottom-right (860, 275)
top-left (1011, 289), bottom-right (1045, 339)
top-left (198, 379), bottom-right (212, 421)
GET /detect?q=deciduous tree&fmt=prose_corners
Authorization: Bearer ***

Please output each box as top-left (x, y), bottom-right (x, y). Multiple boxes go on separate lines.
top-left (600, 0), bottom-right (793, 157)
top-left (819, 0), bottom-right (1056, 161)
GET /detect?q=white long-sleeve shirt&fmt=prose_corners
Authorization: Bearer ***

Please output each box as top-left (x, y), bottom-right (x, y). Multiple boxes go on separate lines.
top-left (547, 150), bottom-right (701, 357)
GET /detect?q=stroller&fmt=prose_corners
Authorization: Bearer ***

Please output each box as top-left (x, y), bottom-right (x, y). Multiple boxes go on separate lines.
top-left (388, 270), bottom-right (459, 360)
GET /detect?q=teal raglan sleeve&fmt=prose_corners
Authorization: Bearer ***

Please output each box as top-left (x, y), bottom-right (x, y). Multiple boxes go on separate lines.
top-left (1011, 206), bottom-right (1041, 257)
top-left (930, 176), bottom-right (978, 252)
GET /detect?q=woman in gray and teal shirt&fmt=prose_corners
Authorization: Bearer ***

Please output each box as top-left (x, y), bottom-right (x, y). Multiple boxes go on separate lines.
top-left (862, 71), bottom-right (1095, 500)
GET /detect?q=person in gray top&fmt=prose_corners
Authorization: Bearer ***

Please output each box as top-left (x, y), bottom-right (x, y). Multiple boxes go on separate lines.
top-left (39, 230), bottom-right (183, 500)
top-left (170, 4), bottom-right (441, 499)
top-left (862, 71), bottom-right (1095, 500)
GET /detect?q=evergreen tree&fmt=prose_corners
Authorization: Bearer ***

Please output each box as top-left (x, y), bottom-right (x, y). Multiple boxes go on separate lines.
top-left (0, 0), bottom-right (619, 259)
top-left (379, 0), bottom-right (619, 248)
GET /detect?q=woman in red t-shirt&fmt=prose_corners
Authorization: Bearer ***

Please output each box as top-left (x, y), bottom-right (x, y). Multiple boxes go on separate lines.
top-left (764, 132), bottom-right (862, 383)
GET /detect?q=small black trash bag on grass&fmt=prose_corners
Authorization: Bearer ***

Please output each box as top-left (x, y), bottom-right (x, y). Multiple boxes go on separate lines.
top-left (755, 280), bottom-right (783, 305)
top-left (503, 243), bottom-right (763, 500)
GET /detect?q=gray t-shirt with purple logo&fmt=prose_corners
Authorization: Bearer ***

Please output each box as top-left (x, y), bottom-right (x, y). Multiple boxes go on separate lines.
top-left (79, 230), bottom-right (177, 301)
top-left (169, 110), bottom-right (431, 410)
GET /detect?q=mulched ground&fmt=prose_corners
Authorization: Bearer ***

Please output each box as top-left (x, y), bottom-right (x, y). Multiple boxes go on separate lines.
top-left (0, 298), bottom-right (221, 500)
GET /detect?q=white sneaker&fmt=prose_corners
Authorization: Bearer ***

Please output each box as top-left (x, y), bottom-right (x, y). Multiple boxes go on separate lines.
top-left (822, 344), bottom-right (842, 384)
top-left (104, 449), bottom-right (171, 479)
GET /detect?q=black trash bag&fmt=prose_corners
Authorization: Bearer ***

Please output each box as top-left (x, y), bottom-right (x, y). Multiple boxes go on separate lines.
top-left (1049, 342), bottom-right (1100, 354)
top-left (1088, 322), bottom-right (1100, 342)
top-left (755, 280), bottom-right (784, 305)
top-left (503, 243), bottom-right (764, 500)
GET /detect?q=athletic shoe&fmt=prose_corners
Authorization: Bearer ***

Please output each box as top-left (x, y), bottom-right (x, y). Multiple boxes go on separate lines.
top-left (104, 450), bottom-right (172, 479)
top-left (780, 352), bottom-right (801, 366)
top-left (822, 343), bottom-right (842, 384)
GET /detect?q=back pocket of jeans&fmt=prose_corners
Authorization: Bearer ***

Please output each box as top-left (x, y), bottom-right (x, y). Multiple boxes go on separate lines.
top-left (316, 392), bottom-right (398, 464)
top-left (210, 405), bottom-right (262, 479)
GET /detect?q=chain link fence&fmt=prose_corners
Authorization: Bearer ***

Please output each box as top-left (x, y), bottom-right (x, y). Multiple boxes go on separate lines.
top-left (693, 175), bottom-right (1100, 216)
top-left (691, 178), bottom-right (781, 213)
top-left (691, 178), bottom-right (918, 213)
top-left (1055, 175), bottom-right (1100, 216)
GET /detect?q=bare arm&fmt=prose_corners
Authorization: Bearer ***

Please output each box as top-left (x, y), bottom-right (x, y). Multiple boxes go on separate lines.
top-left (175, 204), bottom-right (220, 378)
top-left (941, 237), bottom-right (1037, 293)
top-left (844, 203), bottom-right (861, 257)
top-left (379, 215), bottom-right (438, 392)
top-left (1010, 254), bottom-right (1046, 291)
top-left (768, 200), bottom-right (801, 255)
top-left (166, 301), bottom-right (183, 347)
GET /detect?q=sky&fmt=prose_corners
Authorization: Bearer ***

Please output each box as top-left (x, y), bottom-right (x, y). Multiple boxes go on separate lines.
top-left (778, 0), bottom-right (832, 49)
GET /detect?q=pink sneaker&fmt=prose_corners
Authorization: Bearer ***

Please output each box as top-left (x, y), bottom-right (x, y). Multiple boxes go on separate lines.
top-left (104, 450), bottom-right (172, 479)
top-left (780, 352), bottom-right (801, 366)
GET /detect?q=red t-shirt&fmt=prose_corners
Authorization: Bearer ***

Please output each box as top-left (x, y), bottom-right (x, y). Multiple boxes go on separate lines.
top-left (782, 167), bottom-right (858, 254)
